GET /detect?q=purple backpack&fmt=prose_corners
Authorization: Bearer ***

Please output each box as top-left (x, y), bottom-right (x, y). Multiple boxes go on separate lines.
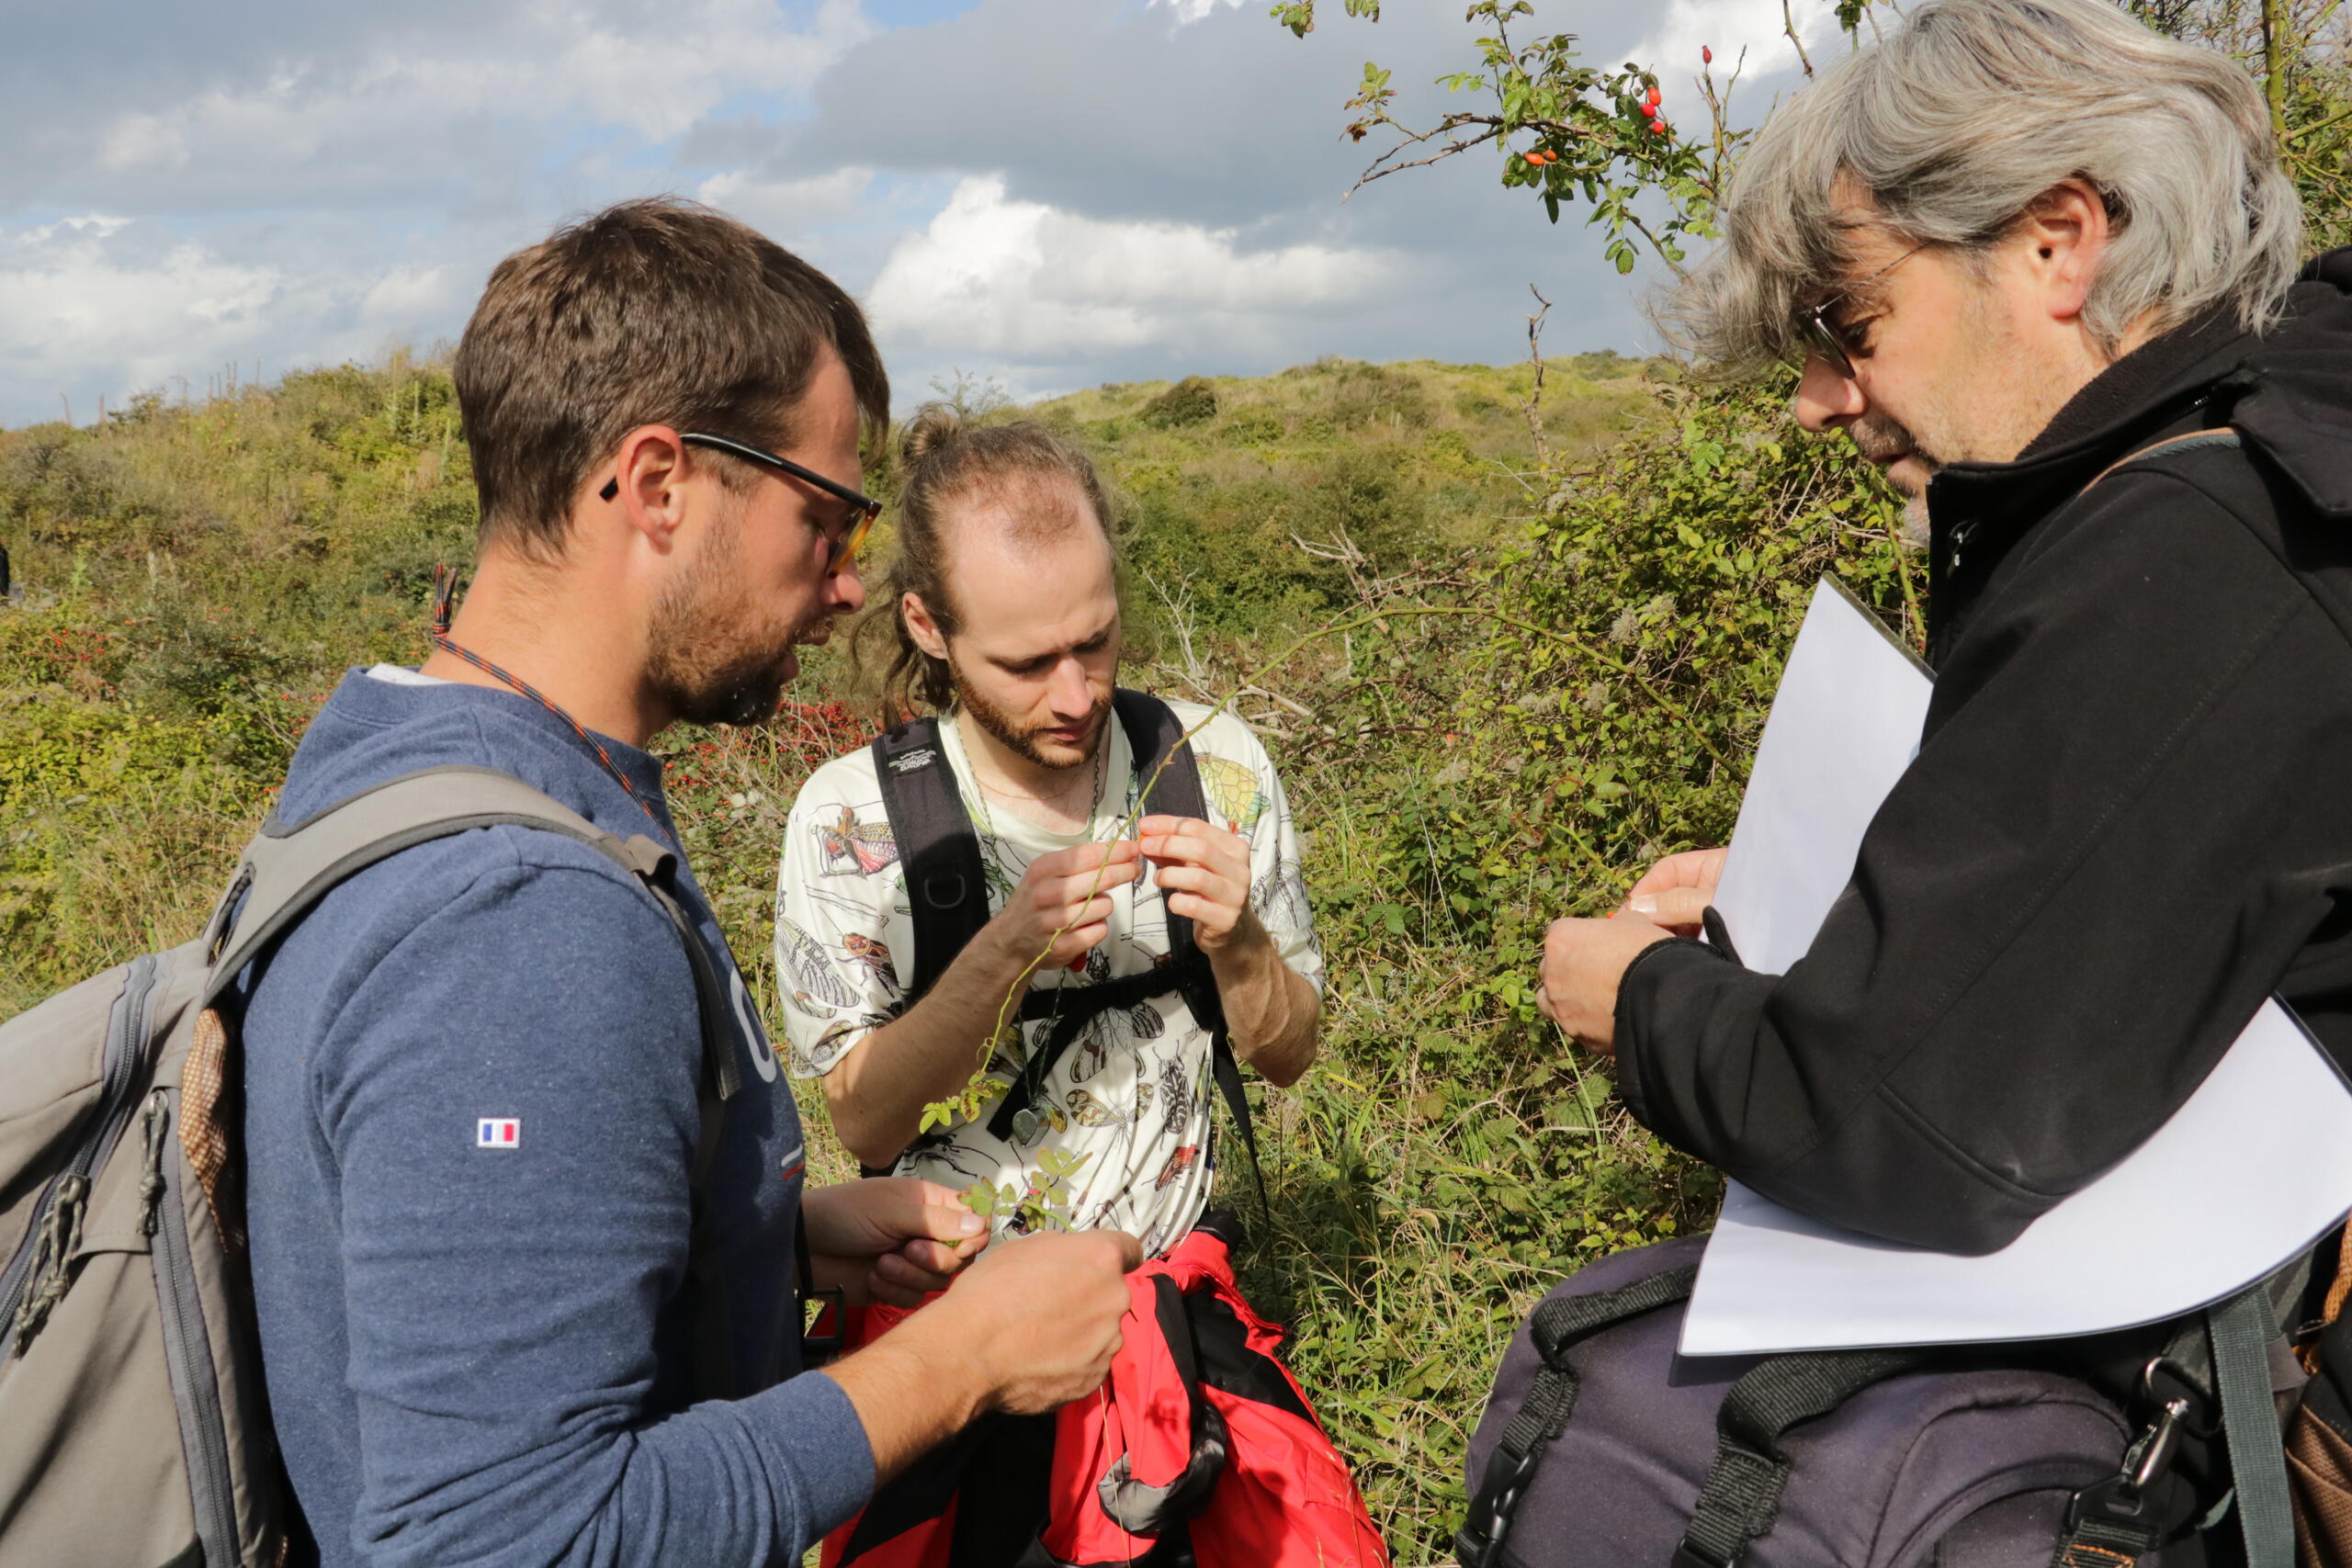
top-left (1458, 1237), bottom-right (2303, 1568)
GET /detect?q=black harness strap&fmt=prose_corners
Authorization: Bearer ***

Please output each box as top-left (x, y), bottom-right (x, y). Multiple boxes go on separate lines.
top-left (868, 691), bottom-right (1266, 1207)
top-left (1105, 690), bottom-right (1266, 1215)
top-left (1669, 1348), bottom-right (1929, 1568)
top-left (1456, 1263), bottom-right (1701, 1568)
top-left (872, 719), bottom-right (991, 1003)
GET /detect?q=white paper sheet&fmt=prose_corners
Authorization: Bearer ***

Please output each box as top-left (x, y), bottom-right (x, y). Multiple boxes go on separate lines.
top-left (1679, 577), bottom-right (2352, 1356)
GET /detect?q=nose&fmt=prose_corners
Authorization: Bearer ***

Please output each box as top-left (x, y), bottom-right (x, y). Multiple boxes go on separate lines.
top-left (1047, 657), bottom-right (1092, 719)
top-left (1792, 354), bottom-right (1867, 434)
top-left (826, 557), bottom-right (867, 615)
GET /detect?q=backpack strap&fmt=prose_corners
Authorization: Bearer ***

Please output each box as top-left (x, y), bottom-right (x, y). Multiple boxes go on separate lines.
top-left (2208, 1285), bottom-right (2296, 1568)
top-left (872, 718), bottom-right (993, 1005)
top-left (2080, 428), bottom-right (2243, 495)
top-left (201, 763), bottom-right (743, 1397)
top-left (1668, 1349), bottom-right (1930, 1568)
top-left (1456, 1263), bottom-right (1701, 1568)
top-left (1110, 690), bottom-right (1267, 1215)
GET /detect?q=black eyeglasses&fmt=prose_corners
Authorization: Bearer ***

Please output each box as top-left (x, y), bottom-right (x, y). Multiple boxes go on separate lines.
top-left (600, 432), bottom-right (882, 574)
top-left (1798, 243), bottom-right (1928, 380)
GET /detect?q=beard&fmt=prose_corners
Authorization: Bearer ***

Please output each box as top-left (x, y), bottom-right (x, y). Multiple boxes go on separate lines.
top-left (644, 504), bottom-right (803, 728)
top-left (950, 652), bottom-right (1112, 772)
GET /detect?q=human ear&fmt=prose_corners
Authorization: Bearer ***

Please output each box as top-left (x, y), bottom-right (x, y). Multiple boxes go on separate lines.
top-left (2021, 180), bottom-right (2111, 326)
top-left (607, 426), bottom-right (691, 549)
top-left (903, 592), bottom-right (951, 660)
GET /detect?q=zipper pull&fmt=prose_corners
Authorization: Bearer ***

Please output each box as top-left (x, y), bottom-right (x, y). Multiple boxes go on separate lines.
top-left (10, 1173), bottom-right (90, 1355)
top-left (139, 1089), bottom-right (171, 1237)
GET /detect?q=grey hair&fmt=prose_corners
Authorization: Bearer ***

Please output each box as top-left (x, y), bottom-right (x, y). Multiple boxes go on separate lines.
top-left (1664, 0), bottom-right (2302, 378)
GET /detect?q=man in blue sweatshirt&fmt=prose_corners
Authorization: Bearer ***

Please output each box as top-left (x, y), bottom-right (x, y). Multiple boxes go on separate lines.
top-left (238, 197), bottom-right (1141, 1568)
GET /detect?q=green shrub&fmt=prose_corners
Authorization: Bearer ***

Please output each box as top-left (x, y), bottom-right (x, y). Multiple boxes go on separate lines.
top-left (1141, 376), bottom-right (1218, 427)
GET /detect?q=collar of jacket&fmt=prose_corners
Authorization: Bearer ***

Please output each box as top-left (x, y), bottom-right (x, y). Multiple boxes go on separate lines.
top-left (1916, 246), bottom-right (2352, 653)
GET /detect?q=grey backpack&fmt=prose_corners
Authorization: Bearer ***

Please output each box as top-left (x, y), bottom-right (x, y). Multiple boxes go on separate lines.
top-left (1458, 1236), bottom-right (2308, 1568)
top-left (0, 766), bottom-right (732, 1566)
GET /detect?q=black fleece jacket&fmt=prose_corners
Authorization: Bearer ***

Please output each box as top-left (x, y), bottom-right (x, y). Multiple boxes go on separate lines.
top-left (1616, 250), bottom-right (2352, 1256)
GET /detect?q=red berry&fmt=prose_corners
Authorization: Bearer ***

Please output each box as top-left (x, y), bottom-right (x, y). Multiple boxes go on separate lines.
top-left (1702, 45), bottom-right (1713, 63)
top-left (1645, 85), bottom-right (1661, 107)
top-left (1650, 118), bottom-right (1667, 134)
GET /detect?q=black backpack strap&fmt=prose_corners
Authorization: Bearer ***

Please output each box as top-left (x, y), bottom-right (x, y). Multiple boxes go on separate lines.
top-left (1111, 690), bottom-right (1267, 1214)
top-left (871, 717), bottom-right (992, 1004)
top-left (1669, 1348), bottom-right (1929, 1568)
top-left (1456, 1263), bottom-right (1701, 1568)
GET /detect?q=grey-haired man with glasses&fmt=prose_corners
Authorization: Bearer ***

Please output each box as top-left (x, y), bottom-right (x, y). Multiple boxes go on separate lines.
top-left (1533, 0), bottom-right (2352, 1355)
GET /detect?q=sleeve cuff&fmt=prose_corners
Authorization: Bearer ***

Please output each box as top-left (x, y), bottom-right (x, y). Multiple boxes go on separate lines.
top-left (743, 1365), bottom-right (877, 1541)
top-left (1611, 936), bottom-right (1732, 1131)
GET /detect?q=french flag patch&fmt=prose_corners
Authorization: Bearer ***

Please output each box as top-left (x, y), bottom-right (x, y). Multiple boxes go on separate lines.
top-left (477, 1117), bottom-right (521, 1149)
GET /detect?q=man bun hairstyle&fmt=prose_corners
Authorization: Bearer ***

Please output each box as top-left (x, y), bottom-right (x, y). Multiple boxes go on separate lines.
top-left (454, 196), bottom-right (889, 559)
top-left (858, 403), bottom-right (1114, 721)
top-left (1666, 0), bottom-right (2302, 378)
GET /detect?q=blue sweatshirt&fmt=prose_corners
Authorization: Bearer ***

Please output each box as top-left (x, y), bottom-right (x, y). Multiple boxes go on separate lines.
top-left (238, 669), bottom-right (873, 1568)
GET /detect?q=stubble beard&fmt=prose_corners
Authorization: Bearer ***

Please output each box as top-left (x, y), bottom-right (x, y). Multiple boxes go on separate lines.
top-left (951, 652), bottom-right (1113, 774)
top-left (644, 502), bottom-right (805, 729)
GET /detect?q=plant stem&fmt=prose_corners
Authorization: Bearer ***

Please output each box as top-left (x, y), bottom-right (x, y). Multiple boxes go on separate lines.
top-left (2265, 0), bottom-right (2294, 144)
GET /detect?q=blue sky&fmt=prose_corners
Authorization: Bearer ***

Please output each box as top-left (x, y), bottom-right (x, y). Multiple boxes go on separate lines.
top-left (0, 0), bottom-right (1837, 427)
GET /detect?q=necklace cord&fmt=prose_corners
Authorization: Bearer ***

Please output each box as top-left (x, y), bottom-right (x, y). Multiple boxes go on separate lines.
top-left (428, 564), bottom-right (662, 823)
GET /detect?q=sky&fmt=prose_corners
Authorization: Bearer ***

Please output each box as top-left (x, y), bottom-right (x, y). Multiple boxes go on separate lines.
top-left (0, 0), bottom-right (1841, 427)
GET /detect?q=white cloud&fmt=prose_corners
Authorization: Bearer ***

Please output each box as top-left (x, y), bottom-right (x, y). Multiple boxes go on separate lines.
top-left (14, 0), bottom-right (876, 211)
top-left (359, 265), bottom-right (460, 321)
top-left (0, 217), bottom-right (468, 420)
top-left (867, 175), bottom-right (1396, 366)
top-left (1149, 0), bottom-right (1250, 23)
top-left (695, 166), bottom-right (876, 237)
top-left (1633, 0), bottom-right (1843, 84)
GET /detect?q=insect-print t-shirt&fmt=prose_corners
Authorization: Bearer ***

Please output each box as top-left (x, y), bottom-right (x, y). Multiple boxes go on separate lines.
top-left (774, 698), bottom-right (1320, 1255)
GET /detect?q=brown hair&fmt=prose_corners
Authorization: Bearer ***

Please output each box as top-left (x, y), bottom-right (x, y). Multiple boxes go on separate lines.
top-left (856, 404), bottom-right (1114, 720)
top-left (453, 196), bottom-right (889, 558)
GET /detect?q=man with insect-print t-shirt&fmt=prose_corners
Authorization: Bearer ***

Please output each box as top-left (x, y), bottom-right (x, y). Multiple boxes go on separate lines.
top-left (775, 410), bottom-right (1323, 1259)
top-left (774, 410), bottom-right (1385, 1566)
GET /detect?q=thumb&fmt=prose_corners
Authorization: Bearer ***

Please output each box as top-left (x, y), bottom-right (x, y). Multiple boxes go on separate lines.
top-left (1626, 886), bottom-right (1712, 927)
top-left (1099, 1230), bottom-right (1146, 1272)
top-left (876, 1179), bottom-right (988, 1247)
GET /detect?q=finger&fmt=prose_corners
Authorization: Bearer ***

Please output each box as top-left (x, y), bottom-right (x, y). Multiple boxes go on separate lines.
top-left (897, 1235), bottom-right (965, 1273)
top-left (877, 1246), bottom-right (959, 1291)
top-left (1048, 863), bottom-right (1135, 900)
top-left (1048, 920), bottom-right (1113, 960)
top-left (857, 1179), bottom-right (989, 1248)
top-left (1134, 815), bottom-right (1202, 840)
top-left (1627, 847), bottom-right (1726, 897)
top-left (1099, 1229), bottom-right (1146, 1272)
top-left (1151, 863), bottom-right (1243, 906)
top-left (1625, 886), bottom-right (1712, 927)
top-left (1163, 893), bottom-right (1238, 934)
top-left (1137, 829), bottom-right (1227, 867)
top-left (865, 1266), bottom-right (934, 1310)
top-left (1057, 892), bottom-right (1117, 924)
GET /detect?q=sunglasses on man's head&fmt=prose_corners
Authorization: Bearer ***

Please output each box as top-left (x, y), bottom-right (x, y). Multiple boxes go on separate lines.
top-left (598, 432), bottom-right (882, 574)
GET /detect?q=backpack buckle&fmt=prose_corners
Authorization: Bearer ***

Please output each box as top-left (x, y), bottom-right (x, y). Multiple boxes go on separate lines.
top-left (800, 1285), bottom-right (846, 1368)
top-left (1455, 1444), bottom-right (1541, 1568)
